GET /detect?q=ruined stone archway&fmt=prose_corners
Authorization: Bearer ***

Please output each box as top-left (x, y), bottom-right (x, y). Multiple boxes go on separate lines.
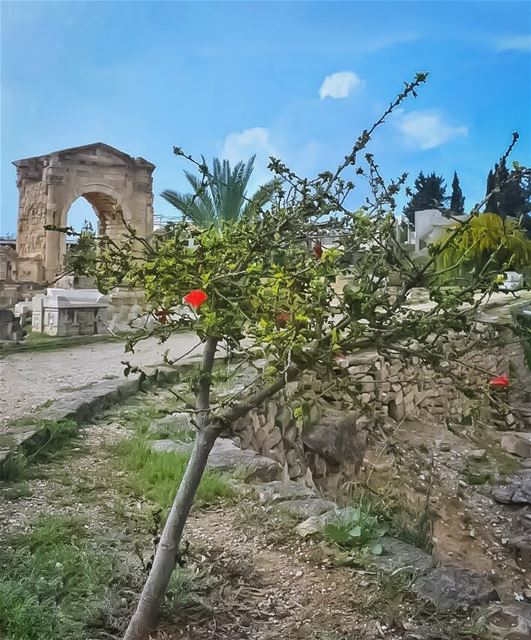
top-left (13, 143), bottom-right (155, 282)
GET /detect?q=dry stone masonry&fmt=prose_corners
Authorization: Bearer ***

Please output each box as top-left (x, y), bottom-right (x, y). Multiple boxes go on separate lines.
top-left (231, 324), bottom-right (531, 495)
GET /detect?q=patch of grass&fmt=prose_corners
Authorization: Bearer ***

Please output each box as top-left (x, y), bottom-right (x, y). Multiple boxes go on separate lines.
top-left (462, 464), bottom-right (493, 486)
top-left (0, 419), bottom-right (80, 481)
top-left (114, 436), bottom-right (235, 510)
top-left (0, 481), bottom-right (31, 501)
top-left (0, 452), bottom-right (27, 481)
top-left (24, 418), bottom-right (80, 465)
top-left (488, 446), bottom-right (521, 476)
top-left (0, 515), bottom-right (130, 640)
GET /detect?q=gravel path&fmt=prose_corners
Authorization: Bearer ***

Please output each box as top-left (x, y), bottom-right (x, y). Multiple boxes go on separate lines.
top-left (0, 333), bottom-right (207, 427)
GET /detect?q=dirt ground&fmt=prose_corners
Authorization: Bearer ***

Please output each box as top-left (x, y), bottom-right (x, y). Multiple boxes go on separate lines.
top-left (0, 400), bottom-right (406, 640)
top-left (2, 387), bottom-right (529, 640)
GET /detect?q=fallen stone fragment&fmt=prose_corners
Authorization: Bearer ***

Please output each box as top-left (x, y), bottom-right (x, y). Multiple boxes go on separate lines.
top-left (255, 480), bottom-right (317, 503)
top-left (500, 433), bottom-right (531, 459)
top-left (412, 566), bottom-right (499, 611)
top-left (148, 412), bottom-right (192, 436)
top-left (151, 437), bottom-right (281, 481)
top-left (371, 537), bottom-right (435, 576)
top-left (485, 602), bottom-right (531, 639)
top-left (295, 508), bottom-right (356, 537)
top-left (508, 534), bottom-right (531, 570)
top-left (492, 485), bottom-right (515, 504)
top-left (492, 474), bottom-right (531, 506)
top-left (276, 498), bottom-right (336, 519)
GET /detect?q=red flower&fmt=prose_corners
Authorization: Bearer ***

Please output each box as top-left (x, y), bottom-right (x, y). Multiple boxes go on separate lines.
top-left (183, 289), bottom-right (208, 310)
top-left (313, 241), bottom-right (323, 259)
top-left (489, 375), bottom-right (509, 389)
top-left (275, 312), bottom-right (290, 328)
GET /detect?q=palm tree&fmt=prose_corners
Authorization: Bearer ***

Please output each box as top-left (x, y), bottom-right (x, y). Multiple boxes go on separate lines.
top-left (161, 156), bottom-right (277, 229)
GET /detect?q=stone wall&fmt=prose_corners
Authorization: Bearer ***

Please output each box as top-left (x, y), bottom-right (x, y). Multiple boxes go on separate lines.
top-left (100, 287), bottom-right (146, 332)
top-left (232, 326), bottom-right (530, 494)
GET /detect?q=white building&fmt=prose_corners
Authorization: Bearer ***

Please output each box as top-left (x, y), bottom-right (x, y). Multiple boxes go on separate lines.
top-left (413, 209), bottom-right (469, 255)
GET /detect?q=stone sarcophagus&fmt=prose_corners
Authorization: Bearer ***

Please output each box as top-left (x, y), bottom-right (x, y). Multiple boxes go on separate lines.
top-left (31, 288), bottom-right (110, 337)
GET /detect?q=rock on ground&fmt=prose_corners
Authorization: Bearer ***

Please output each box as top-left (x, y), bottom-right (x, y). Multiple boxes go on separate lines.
top-left (371, 537), bottom-right (434, 576)
top-left (492, 472), bottom-right (531, 506)
top-left (485, 602), bottom-right (531, 639)
top-left (276, 498), bottom-right (336, 519)
top-left (255, 480), bottom-right (318, 503)
top-left (151, 437), bottom-right (281, 481)
top-left (412, 566), bottom-right (499, 611)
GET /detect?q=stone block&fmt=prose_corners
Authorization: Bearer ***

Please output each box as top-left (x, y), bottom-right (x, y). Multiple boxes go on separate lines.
top-left (412, 567), bottom-right (499, 611)
top-left (500, 433), bottom-right (531, 458)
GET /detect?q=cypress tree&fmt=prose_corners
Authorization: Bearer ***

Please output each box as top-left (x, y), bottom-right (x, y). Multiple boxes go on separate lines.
top-left (403, 171), bottom-right (447, 227)
top-left (450, 171), bottom-right (465, 213)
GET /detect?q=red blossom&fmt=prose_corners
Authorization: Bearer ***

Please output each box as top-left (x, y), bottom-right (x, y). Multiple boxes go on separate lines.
top-left (489, 375), bottom-right (509, 389)
top-left (275, 312), bottom-right (290, 327)
top-left (183, 289), bottom-right (208, 310)
top-left (313, 241), bottom-right (323, 259)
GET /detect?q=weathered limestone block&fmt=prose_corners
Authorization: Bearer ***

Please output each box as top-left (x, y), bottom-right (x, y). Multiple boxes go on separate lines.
top-left (302, 410), bottom-right (367, 471)
top-left (500, 433), bottom-right (531, 458)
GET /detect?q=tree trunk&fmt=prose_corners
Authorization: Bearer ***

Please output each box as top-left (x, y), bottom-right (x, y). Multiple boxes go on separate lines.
top-left (123, 426), bottom-right (218, 639)
top-left (123, 337), bottom-right (219, 640)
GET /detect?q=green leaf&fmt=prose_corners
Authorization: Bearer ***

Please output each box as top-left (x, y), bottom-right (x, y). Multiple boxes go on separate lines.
top-left (348, 526), bottom-right (362, 538)
top-left (369, 542), bottom-right (383, 555)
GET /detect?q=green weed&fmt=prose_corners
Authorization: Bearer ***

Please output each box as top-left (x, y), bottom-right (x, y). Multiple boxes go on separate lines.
top-left (323, 503), bottom-right (388, 556)
top-left (0, 452), bottom-right (27, 481)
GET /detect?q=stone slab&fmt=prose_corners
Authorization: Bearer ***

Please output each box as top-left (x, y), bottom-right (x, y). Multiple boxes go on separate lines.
top-left (277, 498), bottom-right (336, 519)
top-left (371, 537), bottom-right (435, 576)
top-left (255, 480), bottom-right (318, 504)
top-left (412, 566), bottom-right (499, 611)
top-left (150, 437), bottom-right (282, 482)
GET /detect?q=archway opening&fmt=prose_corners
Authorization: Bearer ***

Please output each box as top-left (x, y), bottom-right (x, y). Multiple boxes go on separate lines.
top-left (66, 197), bottom-right (99, 241)
top-left (60, 192), bottom-right (121, 273)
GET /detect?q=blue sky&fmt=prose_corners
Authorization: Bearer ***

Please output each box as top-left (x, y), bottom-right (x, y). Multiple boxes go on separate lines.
top-left (1, 0), bottom-right (530, 234)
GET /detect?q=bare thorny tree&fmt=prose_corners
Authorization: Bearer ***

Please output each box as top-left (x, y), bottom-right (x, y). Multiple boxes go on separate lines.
top-left (57, 74), bottom-right (530, 639)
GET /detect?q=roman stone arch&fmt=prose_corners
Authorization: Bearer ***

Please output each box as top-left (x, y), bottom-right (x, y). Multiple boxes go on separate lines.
top-left (13, 143), bottom-right (155, 282)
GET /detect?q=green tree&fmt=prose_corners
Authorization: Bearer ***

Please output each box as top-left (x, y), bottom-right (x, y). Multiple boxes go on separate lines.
top-left (450, 171), bottom-right (465, 213)
top-left (403, 171), bottom-right (447, 227)
top-left (435, 212), bottom-right (531, 278)
top-left (485, 158), bottom-right (531, 221)
top-left (161, 156), bottom-right (277, 229)
top-left (64, 76), bottom-right (531, 640)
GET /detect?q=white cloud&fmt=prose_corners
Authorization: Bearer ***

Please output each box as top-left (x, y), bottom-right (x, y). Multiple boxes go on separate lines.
top-left (319, 71), bottom-right (364, 100)
top-left (220, 127), bottom-right (278, 189)
top-left (221, 127), bottom-right (276, 164)
top-left (396, 110), bottom-right (468, 150)
top-left (494, 34), bottom-right (531, 52)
